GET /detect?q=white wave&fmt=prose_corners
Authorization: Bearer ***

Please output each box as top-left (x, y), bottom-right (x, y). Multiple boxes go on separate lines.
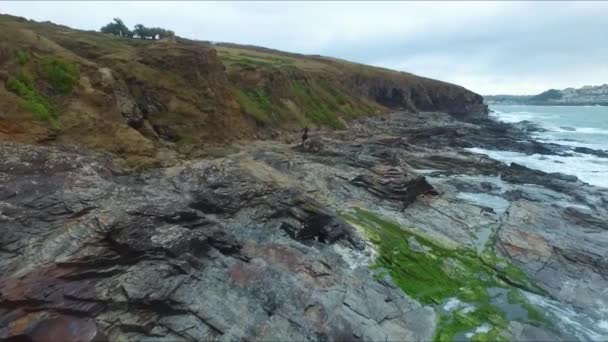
top-left (465, 323), bottom-right (492, 339)
top-left (524, 292), bottom-right (608, 341)
top-left (574, 127), bottom-right (608, 135)
top-left (534, 136), bottom-right (587, 146)
top-left (466, 148), bottom-right (608, 188)
top-left (540, 126), bottom-right (608, 135)
top-left (491, 110), bottom-right (563, 125)
top-left (490, 112), bottom-right (536, 123)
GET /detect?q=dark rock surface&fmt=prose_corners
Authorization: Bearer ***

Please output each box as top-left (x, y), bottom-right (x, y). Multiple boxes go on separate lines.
top-left (2, 111), bottom-right (608, 340)
top-left (0, 142), bottom-right (433, 341)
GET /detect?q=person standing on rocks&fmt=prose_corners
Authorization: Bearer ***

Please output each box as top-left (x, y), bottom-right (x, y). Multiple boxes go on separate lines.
top-left (301, 126), bottom-right (309, 147)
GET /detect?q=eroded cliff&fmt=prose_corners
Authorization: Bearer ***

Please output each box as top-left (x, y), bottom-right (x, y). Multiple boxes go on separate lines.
top-left (0, 14), bottom-right (486, 167)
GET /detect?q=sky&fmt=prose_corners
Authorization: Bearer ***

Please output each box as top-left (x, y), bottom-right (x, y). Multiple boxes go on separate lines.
top-left (1, 1), bottom-right (607, 95)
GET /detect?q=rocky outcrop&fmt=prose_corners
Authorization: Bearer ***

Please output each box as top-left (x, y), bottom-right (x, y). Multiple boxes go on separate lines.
top-left (344, 71), bottom-right (487, 118)
top-left (2, 108), bottom-right (608, 340)
top-left (350, 165), bottom-right (438, 207)
top-left (0, 142), bottom-right (434, 341)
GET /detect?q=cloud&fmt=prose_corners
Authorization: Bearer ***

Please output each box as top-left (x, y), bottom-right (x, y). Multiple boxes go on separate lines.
top-left (1, 1), bottom-right (606, 94)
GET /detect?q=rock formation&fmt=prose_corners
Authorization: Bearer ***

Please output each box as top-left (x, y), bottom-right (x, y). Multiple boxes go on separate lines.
top-left (2, 110), bottom-right (608, 341)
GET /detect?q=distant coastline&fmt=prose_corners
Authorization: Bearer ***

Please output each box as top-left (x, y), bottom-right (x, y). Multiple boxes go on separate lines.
top-left (486, 101), bottom-right (608, 106)
top-left (485, 84), bottom-right (608, 106)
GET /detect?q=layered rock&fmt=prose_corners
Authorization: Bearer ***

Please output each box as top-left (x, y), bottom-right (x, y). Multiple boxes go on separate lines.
top-left (3, 105), bottom-right (608, 340)
top-left (0, 142), bottom-right (435, 341)
top-left (350, 165), bottom-right (438, 207)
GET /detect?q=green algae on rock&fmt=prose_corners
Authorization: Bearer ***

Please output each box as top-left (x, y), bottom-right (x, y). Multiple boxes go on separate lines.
top-left (342, 208), bottom-right (552, 341)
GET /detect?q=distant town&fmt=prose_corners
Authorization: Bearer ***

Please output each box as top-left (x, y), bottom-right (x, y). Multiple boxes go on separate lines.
top-left (485, 84), bottom-right (608, 105)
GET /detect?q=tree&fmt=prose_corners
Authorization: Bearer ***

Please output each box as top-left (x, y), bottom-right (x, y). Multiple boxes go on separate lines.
top-left (100, 19), bottom-right (175, 40)
top-left (100, 18), bottom-right (131, 37)
top-left (133, 24), bottom-right (175, 40)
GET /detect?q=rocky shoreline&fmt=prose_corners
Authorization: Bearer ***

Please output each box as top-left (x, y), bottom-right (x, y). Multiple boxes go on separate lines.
top-left (1, 111), bottom-right (607, 341)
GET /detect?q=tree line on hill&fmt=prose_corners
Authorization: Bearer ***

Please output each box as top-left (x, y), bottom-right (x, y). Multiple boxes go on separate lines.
top-left (100, 18), bottom-right (175, 40)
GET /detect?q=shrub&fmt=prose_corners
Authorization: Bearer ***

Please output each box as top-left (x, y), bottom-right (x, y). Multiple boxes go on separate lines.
top-left (100, 18), bottom-right (132, 37)
top-left (15, 50), bottom-right (30, 65)
top-left (41, 57), bottom-right (79, 94)
top-left (100, 18), bottom-right (175, 40)
top-left (133, 24), bottom-right (175, 40)
top-left (6, 72), bottom-right (57, 126)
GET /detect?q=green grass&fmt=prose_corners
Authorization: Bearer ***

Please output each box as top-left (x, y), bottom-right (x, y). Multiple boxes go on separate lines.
top-left (177, 135), bottom-right (194, 146)
top-left (218, 51), bottom-right (291, 71)
top-left (341, 208), bottom-right (553, 342)
top-left (15, 49), bottom-right (30, 65)
top-left (4, 55), bottom-right (80, 126)
top-left (436, 306), bottom-right (507, 342)
top-left (41, 56), bottom-right (79, 94)
top-left (233, 87), bottom-right (281, 125)
top-left (219, 43), bottom-right (389, 130)
top-left (290, 81), bottom-right (344, 129)
top-left (233, 81), bottom-right (347, 128)
top-left (5, 71), bottom-right (57, 126)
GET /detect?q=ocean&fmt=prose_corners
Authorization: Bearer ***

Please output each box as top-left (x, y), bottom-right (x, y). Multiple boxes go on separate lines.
top-left (469, 105), bottom-right (608, 188)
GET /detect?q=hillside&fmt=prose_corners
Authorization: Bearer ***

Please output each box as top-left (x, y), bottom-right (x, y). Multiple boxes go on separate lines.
top-left (0, 14), bottom-right (486, 166)
top-left (485, 84), bottom-right (608, 106)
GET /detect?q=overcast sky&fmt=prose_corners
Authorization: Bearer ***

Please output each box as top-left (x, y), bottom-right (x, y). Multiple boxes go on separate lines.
top-left (1, 1), bottom-right (606, 95)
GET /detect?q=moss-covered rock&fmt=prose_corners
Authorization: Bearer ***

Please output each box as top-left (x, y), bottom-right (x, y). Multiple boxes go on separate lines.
top-left (342, 208), bottom-right (553, 341)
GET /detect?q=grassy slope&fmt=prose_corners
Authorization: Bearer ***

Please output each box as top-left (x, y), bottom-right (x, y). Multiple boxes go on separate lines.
top-left (0, 14), bottom-right (484, 165)
top-left (216, 44), bottom-right (388, 129)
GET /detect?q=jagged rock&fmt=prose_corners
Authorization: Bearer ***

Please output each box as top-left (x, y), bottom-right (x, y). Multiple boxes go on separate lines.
top-left (511, 120), bottom-right (548, 133)
top-left (351, 165), bottom-right (438, 207)
top-left (112, 76), bottom-right (145, 129)
top-left (0, 313), bottom-right (106, 342)
top-left (573, 146), bottom-right (608, 158)
top-left (0, 142), bottom-right (431, 341)
top-left (502, 321), bottom-right (564, 341)
top-left (277, 201), bottom-right (364, 249)
top-left (302, 138), bottom-right (323, 153)
top-left (2, 109), bottom-right (607, 341)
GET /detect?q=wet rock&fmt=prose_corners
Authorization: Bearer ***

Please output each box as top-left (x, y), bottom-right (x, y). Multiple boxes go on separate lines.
top-left (408, 236), bottom-right (432, 253)
top-left (302, 138), bottom-right (324, 153)
top-left (1, 313), bottom-right (106, 342)
top-left (0, 142), bottom-right (427, 341)
top-left (511, 120), bottom-right (548, 133)
top-left (112, 77), bottom-right (145, 129)
top-left (503, 321), bottom-right (564, 341)
top-left (275, 195), bottom-right (364, 249)
top-left (563, 206), bottom-right (608, 230)
top-left (2, 109), bottom-right (607, 341)
top-left (573, 146), bottom-right (608, 158)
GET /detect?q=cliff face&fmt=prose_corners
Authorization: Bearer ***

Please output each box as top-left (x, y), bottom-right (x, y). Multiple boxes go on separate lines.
top-left (0, 15), bottom-right (486, 165)
top-left (219, 44), bottom-right (488, 126)
top-left (342, 69), bottom-right (486, 117)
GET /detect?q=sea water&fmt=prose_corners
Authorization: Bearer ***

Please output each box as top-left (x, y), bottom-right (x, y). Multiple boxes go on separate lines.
top-left (469, 105), bottom-right (608, 188)
top-left (466, 105), bottom-right (608, 339)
